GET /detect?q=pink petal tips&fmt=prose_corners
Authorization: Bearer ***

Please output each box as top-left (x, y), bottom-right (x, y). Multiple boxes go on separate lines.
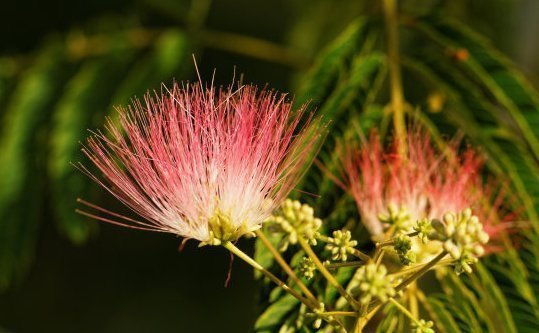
top-left (76, 81), bottom-right (322, 245)
top-left (336, 127), bottom-right (518, 248)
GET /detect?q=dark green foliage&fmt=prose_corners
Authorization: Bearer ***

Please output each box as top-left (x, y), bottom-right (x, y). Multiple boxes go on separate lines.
top-left (0, 2), bottom-right (539, 333)
top-left (0, 26), bottom-right (192, 291)
top-left (49, 43), bottom-right (136, 243)
top-left (0, 41), bottom-right (73, 290)
top-left (253, 9), bottom-right (539, 333)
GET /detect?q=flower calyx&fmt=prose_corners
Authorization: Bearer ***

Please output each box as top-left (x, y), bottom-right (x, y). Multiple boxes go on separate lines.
top-left (201, 210), bottom-right (255, 246)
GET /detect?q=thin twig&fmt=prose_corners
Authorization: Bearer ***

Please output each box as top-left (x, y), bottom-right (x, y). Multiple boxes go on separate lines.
top-left (255, 230), bottom-right (317, 304)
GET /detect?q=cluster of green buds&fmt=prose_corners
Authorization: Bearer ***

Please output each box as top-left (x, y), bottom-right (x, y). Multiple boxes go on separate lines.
top-left (298, 257), bottom-right (316, 280)
top-left (308, 303), bottom-right (346, 333)
top-left (413, 218), bottom-right (432, 244)
top-left (260, 198), bottom-right (492, 332)
top-left (393, 234), bottom-right (416, 265)
top-left (325, 229), bottom-right (358, 261)
top-left (351, 263), bottom-right (396, 305)
top-left (266, 199), bottom-right (322, 251)
top-left (412, 319), bottom-right (435, 333)
top-left (379, 203), bottom-right (412, 232)
top-left (429, 208), bottom-right (489, 274)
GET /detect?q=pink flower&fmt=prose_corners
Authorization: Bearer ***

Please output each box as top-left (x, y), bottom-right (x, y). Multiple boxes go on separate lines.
top-left (337, 127), bottom-right (516, 245)
top-left (76, 81), bottom-right (321, 245)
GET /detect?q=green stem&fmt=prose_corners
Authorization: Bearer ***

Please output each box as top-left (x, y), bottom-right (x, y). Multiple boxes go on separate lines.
top-left (366, 251), bottom-right (447, 314)
top-left (353, 317), bottom-right (367, 333)
top-left (322, 311), bottom-right (358, 317)
top-left (383, 0), bottom-right (407, 155)
top-left (377, 231), bottom-right (419, 248)
top-left (389, 298), bottom-right (422, 326)
top-left (389, 258), bottom-right (454, 279)
top-left (350, 248), bottom-right (372, 262)
top-left (408, 282), bottom-right (419, 319)
top-left (325, 261), bottom-right (363, 270)
top-left (198, 29), bottom-right (307, 68)
top-left (394, 251), bottom-right (447, 293)
top-left (297, 236), bottom-right (361, 310)
top-left (372, 244), bottom-right (385, 268)
top-left (223, 241), bottom-right (318, 310)
top-left (375, 249), bottom-right (385, 267)
top-left (255, 230), bottom-right (318, 304)
top-left (377, 240), bottom-right (395, 248)
top-left (353, 304), bottom-right (381, 333)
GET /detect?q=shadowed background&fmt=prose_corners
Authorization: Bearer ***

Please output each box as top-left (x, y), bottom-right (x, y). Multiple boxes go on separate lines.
top-left (0, 1), bottom-right (538, 332)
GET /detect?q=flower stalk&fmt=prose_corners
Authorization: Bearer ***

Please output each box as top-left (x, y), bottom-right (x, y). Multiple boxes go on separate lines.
top-left (223, 241), bottom-right (319, 310)
top-left (395, 251), bottom-right (447, 293)
top-left (388, 298), bottom-right (422, 327)
top-left (383, 0), bottom-right (407, 155)
top-left (298, 236), bottom-right (361, 310)
top-left (255, 229), bottom-right (317, 304)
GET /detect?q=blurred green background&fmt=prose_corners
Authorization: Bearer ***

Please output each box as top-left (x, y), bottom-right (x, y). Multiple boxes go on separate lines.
top-left (0, 0), bottom-right (538, 332)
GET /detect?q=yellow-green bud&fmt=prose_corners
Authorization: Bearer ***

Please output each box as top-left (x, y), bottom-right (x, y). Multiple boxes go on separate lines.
top-left (429, 208), bottom-right (489, 275)
top-left (298, 257), bottom-right (317, 280)
top-left (379, 204), bottom-right (411, 231)
top-left (414, 218), bottom-right (432, 243)
top-left (266, 199), bottom-right (322, 251)
top-left (412, 319), bottom-right (435, 333)
top-left (351, 263), bottom-right (396, 305)
top-left (325, 229), bottom-right (358, 261)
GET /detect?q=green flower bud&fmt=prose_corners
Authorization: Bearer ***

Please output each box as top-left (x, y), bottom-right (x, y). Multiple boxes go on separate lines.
top-left (325, 229), bottom-right (358, 261)
top-left (412, 319), bottom-right (435, 333)
top-left (429, 208), bottom-right (489, 275)
top-left (351, 263), bottom-right (396, 305)
top-left (413, 218), bottom-right (432, 243)
top-left (399, 251), bottom-right (417, 266)
top-left (298, 257), bottom-right (316, 280)
top-left (394, 234), bottom-right (412, 254)
top-left (379, 204), bottom-right (412, 231)
top-left (266, 199), bottom-right (322, 251)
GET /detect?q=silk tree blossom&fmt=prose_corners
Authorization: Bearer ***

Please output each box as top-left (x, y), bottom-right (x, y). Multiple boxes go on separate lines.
top-left (336, 127), bottom-right (516, 247)
top-left (76, 81), bottom-right (322, 246)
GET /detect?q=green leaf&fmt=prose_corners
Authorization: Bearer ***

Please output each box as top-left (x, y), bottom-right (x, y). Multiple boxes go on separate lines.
top-left (254, 229), bottom-right (282, 280)
top-left (423, 296), bottom-right (461, 333)
top-left (111, 29), bottom-right (191, 107)
top-left (323, 266), bottom-right (354, 304)
top-left (0, 57), bottom-right (18, 114)
top-left (255, 294), bottom-right (300, 331)
top-left (48, 36), bottom-right (137, 244)
top-left (468, 263), bottom-right (517, 333)
top-left (376, 303), bottom-right (401, 333)
top-left (0, 41), bottom-right (72, 290)
top-left (411, 18), bottom-right (539, 228)
top-left (437, 273), bottom-right (486, 332)
top-left (294, 18), bottom-right (370, 107)
top-left (417, 18), bottom-right (539, 162)
top-left (299, 52), bottom-right (385, 211)
top-left (404, 58), bottom-right (539, 254)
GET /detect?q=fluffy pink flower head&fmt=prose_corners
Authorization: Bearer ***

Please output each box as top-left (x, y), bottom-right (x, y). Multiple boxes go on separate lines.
top-left (76, 81), bottom-right (321, 246)
top-left (337, 127), bottom-right (515, 246)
